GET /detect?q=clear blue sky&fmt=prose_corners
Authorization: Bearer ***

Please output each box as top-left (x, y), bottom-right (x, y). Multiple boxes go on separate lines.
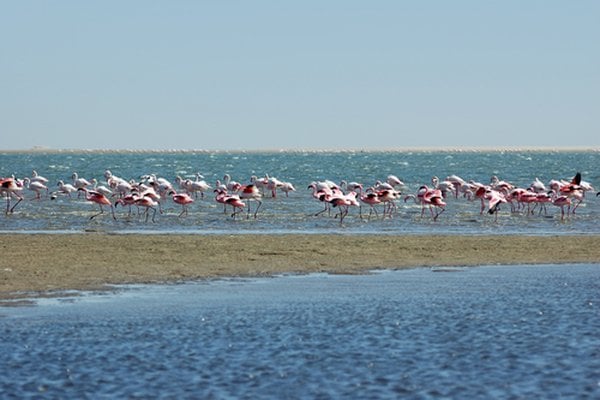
top-left (2, 1), bottom-right (598, 150)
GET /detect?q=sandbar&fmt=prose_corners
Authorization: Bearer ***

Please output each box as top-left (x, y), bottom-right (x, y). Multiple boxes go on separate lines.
top-left (1, 233), bottom-right (599, 302)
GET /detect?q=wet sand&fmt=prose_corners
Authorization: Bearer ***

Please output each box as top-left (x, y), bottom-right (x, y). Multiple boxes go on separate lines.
top-left (1, 233), bottom-right (599, 301)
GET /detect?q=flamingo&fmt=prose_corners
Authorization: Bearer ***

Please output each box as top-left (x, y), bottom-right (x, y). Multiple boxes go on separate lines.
top-left (91, 179), bottom-right (113, 198)
top-left (135, 193), bottom-right (159, 222)
top-left (404, 186), bottom-right (445, 221)
top-left (423, 188), bottom-right (446, 221)
top-left (445, 174), bottom-right (467, 198)
top-left (387, 175), bottom-right (404, 188)
top-left (23, 177), bottom-right (48, 199)
top-left (250, 175), bottom-right (269, 195)
top-left (78, 188), bottom-right (116, 220)
top-left (170, 190), bottom-right (194, 217)
top-left (139, 188), bottom-right (164, 214)
top-left (56, 180), bottom-right (78, 198)
top-left (486, 189), bottom-right (507, 222)
top-left (72, 172), bottom-right (92, 191)
top-left (214, 189), bottom-right (245, 219)
top-left (266, 174), bottom-right (283, 197)
top-left (431, 176), bottom-right (455, 198)
top-left (0, 177), bottom-right (24, 214)
top-left (115, 192), bottom-right (140, 218)
top-left (280, 181), bottom-right (296, 197)
top-left (31, 170), bottom-right (49, 185)
top-left (557, 172), bottom-right (586, 214)
top-left (377, 189), bottom-right (400, 218)
top-left (326, 190), bottom-right (358, 224)
top-left (358, 188), bottom-right (382, 220)
top-left (534, 191), bottom-right (552, 215)
top-left (222, 174), bottom-right (242, 192)
top-left (308, 182), bottom-right (335, 217)
top-left (339, 180), bottom-right (363, 193)
top-left (239, 184), bottom-right (262, 219)
top-left (188, 173), bottom-right (212, 198)
top-left (490, 175), bottom-right (514, 193)
top-left (530, 177), bottom-right (547, 194)
top-left (110, 178), bottom-right (133, 198)
top-left (550, 190), bottom-right (572, 220)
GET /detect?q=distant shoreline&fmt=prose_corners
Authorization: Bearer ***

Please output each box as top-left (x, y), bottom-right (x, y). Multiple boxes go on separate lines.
top-left (1, 147), bottom-right (599, 154)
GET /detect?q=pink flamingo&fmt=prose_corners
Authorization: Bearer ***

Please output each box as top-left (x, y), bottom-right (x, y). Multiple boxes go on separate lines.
top-left (78, 188), bottom-right (116, 220)
top-left (445, 174), bottom-right (467, 198)
top-left (1, 177), bottom-right (24, 214)
top-left (135, 194), bottom-right (159, 222)
top-left (115, 192), bottom-right (140, 218)
top-left (405, 186), bottom-right (445, 221)
top-left (550, 190), bottom-right (572, 220)
top-left (534, 192), bottom-right (552, 215)
top-left (486, 189), bottom-right (507, 222)
top-left (308, 182), bottom-right (335, 217)
top-left (214, 189), bottom-right (245, 219)
top-left (557, 172), bottom-right (586, 213)
top-left (423, 188), bottom-right (446, 221)
top-left (376, 189), bottom-right (399, 218)
top-left (170, 191), bottom-right (194, 217)
top-left (404, 186), bottom-right (432, 218)
top-left (326, 191), bottom-right (359, 224)
top-left (359, 188), bottom-right (382, 220)
top-left (239, 184), bottom-right (262, 219)
top-left (518, 190), bottom-right (538, 215)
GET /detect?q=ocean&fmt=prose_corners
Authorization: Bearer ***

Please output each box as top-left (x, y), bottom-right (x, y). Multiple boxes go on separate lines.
top-left (1, 264), bottom-right (598, 398)
top-left (1, 149), bottom-right (599, 234)
top-left (2, 150), bottom-right (599, 398)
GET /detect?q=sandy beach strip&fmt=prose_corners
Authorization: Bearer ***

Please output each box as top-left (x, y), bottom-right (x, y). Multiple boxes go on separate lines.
top-left (1, 233), bottom-right (599, 301)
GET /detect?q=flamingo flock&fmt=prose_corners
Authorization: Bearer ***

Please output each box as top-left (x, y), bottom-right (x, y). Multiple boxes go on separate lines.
top-left (1, 169), bottom-right (597, 224)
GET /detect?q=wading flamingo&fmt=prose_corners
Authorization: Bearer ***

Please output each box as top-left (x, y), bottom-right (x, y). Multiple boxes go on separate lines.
top-left (135, 193), bottom-right (159, 222)
top-left (78, 188), bottom-right (116, 220)
top-left (214, 189), bottom-right (245, 219)
top-left (170, 191), bottom-right (194, 217)
top-left (1, 178), bottom-right (24, 214)
top-left (239, 184), bottom-right (263, 219)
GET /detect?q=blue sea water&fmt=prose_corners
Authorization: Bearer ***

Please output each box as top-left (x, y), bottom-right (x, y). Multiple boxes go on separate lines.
top-left (1, 151), bottom-right (599, 398)
top-left (1, 150), bottom-right (599, 234)
top-left (1, 264), bottom-right (598, 399)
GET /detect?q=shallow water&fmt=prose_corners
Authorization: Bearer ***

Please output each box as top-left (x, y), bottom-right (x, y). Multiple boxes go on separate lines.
top-left (1, 150), bottom-right (599, 235)
top-left (1, 264), bottom-right (598, 399)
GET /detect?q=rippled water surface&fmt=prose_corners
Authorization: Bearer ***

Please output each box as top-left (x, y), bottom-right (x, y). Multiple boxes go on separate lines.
top-left (1, 264), bottom-right (598, 399)
top-left (1, 150), bottom-right (599, 234)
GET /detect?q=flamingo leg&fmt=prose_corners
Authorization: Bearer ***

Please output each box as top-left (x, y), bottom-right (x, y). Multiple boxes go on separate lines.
top-left (252, 200), bottom-right (262, 219)
top-left (433, 207), bottom-right (445, 221)
top-left (7, 194), bottom-right (23, 214)
top-left (178, 205), bottom-right (187, 217)
top-left (231, 206), bottom-right (243, 220)
top-left (572, 199), bottom-right (582, 214)
top-left (90, 205), bottom-right (104, 220)
top-left (314, 203), bottom-right (329, 217)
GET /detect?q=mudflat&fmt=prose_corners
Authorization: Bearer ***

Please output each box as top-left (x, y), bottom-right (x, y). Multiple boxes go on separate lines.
top-left (1, 234), bottom-right (599, 301)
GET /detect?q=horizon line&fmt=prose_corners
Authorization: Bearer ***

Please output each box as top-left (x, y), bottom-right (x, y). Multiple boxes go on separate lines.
top-left (2, 145), bottom-right (600, 154)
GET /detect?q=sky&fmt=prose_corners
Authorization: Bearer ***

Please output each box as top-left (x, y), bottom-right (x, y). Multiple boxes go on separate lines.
top-left (1, 1), bottom-right (599, 151)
